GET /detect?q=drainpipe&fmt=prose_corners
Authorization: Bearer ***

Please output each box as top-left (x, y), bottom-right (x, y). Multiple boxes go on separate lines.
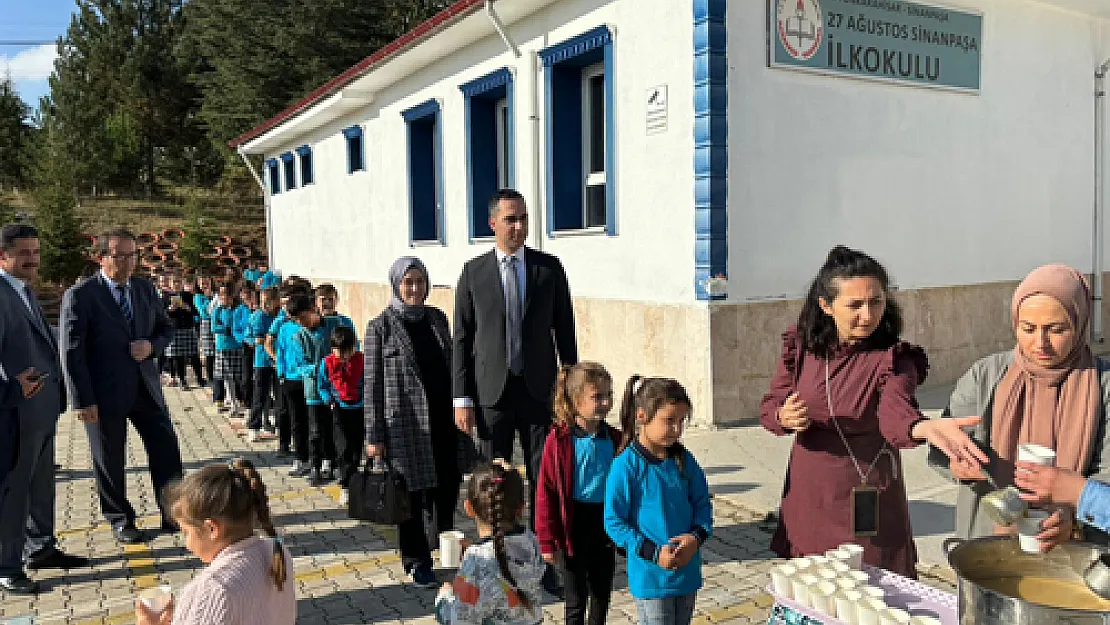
top-left (237, 147), bottom-right (275, 267)
top-left (485, 1), bottom-right (521, 59)
top-left (1095, 60), bottom-right (1110, 343)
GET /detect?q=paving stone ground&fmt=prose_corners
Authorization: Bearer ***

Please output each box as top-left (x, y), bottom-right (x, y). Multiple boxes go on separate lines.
top-left (0, 384), bottom-right (955, 625)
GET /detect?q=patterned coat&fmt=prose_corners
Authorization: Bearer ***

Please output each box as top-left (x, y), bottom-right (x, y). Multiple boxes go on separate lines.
top-left (364, 306), bottom-right (455, 492)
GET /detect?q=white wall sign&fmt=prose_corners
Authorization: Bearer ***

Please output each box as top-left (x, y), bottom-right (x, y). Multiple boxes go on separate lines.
top-left (646, 84), bottom-right (668, 134)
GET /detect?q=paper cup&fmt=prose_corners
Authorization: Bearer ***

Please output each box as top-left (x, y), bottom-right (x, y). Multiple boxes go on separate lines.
top-left (791, 577), bottom-right (813, 608)
top-left (860, 586), bottom-right (885, 601)
top-left (835, 589), bottom-right (863, 624)
top-left (836, 576), bottom-right (860, 591)
top-left (827, 548), bottom-right (852, 565)
top-left (138, 585), bottom-right (173, 615)
top-left (809, 555), bottom-right (831, 567)
top-left (438, 530), bottom-right (466, 568)
top-left (909, 617), bottom-right (943, 625)
top-left (830, 561), bottom-right (852, 575)
top-left (844, 570), bottom-right (870, 585)
top-left (1018, 509), bottom-right (1050, 554)
top-left (810, 581), bottom-right (838, 617)
top-left (857, 601), bottom-right (884, 625)
top-left (838, 543), bottom-right (866, 569)
top-left (815, 567), bottom-right (839, 583)
top-left (1017, 443), bottom-right (1056, 467)
top-left (791, 556), bottom-right (815, 571)
top-left (880, 608), bottom-right (912, 625)
top-left (770, 564), bottom-right (795, 598)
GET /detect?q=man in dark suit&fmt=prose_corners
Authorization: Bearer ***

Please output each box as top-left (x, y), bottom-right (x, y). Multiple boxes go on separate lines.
top-left (60, 228), bottom-right (184, 544)
top-left (0, 224), bottom-right (88, 594)
top-left (452, 189), bottom-right (577, 591)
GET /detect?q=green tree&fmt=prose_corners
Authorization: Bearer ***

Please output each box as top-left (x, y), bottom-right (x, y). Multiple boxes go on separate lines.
top-left (28, 116), bottom-right (88, 283)
top-left (179, 194), bottom-right (215, 270)
top-left (0, 72), bottom-right (31, 190)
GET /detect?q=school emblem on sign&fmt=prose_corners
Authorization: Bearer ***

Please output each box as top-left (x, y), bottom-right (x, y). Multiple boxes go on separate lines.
top-left (777, 0), bottom-right (823, 61)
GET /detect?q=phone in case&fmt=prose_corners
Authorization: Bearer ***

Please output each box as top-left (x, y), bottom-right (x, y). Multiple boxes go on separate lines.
top-left (851, 485), bottom-right (880, 537)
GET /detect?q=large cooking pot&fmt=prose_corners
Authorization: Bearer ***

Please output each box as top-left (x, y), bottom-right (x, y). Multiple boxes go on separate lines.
top-left (945, 536), bottom-right (1110, 624)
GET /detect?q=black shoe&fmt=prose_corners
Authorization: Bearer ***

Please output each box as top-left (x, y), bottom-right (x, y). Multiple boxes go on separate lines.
top-left (0, 573), bottom-right (39, 594)
top-left (113, 524), bottom-right (144, 544)
top-left (277, 446), bottom-right (292, 458)
top-left (288, 462), bottom-right (310, 477)
top-left (321, 467), bottom-right (335, 481)
top-left (26, 550), bottom-right (90, 571)
top-left (308, 468), bottom-right (323, 486)
top-left (408, 562), bottom-right (438, 589)
top-left (541, 564), bottom-right (564, 599)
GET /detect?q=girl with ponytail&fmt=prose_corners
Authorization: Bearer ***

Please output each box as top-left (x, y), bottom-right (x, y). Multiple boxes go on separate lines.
top-left (135, 458), bottom-right (295, 625)
top-left (435, 463), bottom-right (546, 625)
top-left (604, 375), bottom-right (711, 625)
top-left (536, 363), bottom-right (621, 625)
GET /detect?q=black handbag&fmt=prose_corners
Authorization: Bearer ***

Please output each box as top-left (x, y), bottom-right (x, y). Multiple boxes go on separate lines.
top-left (348, 452), bottom-right (411, 525)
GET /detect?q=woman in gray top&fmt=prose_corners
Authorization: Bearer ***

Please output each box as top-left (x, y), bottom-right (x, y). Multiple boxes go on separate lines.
top-left (929, 264), bottom-right (1110, 548)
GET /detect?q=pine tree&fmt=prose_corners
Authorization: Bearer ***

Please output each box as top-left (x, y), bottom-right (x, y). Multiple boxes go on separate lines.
top-left (179, 194), bottom-right (215, 270)
top-left (28, 117), bottom-right (88, 283)
top-left (0, 72), bottom-right (31, 190)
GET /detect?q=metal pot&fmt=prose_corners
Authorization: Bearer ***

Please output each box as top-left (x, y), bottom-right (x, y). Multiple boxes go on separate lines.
top-left (945, 536), bottom-right (1110, 624)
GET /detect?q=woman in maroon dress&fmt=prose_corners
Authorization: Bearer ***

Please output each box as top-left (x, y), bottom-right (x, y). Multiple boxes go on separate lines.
top-left (761, 246), bottom-right (984, 577)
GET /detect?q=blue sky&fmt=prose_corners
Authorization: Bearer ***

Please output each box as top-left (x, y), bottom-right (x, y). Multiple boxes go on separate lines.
top-left (0, 0), bottom-right (77, 109)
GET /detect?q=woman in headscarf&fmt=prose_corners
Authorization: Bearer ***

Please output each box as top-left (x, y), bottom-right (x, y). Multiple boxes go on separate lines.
top-left (364, 257), bottom-right (460, 589)
top-left (930, 264), bottom-right (1110, 548)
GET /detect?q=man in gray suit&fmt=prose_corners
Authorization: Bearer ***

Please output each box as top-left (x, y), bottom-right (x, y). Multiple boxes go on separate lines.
top-left (0, 224), bottom-right (89, 594)
top-left (60, 228), bottom-right (183, 545)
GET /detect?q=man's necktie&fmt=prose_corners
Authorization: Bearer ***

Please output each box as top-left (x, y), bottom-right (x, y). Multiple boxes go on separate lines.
top-left (503, 256), bottom-right (523, 375)
top-left (117, 284), bottom-right (134, 324)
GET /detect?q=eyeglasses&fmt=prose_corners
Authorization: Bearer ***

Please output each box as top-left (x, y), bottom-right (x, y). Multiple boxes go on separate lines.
top-left (105, 252), bottom-right (139, 261)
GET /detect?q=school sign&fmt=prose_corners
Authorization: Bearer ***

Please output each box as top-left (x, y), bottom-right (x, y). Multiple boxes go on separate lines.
top-left (770, 0), bottom-right (983, 92)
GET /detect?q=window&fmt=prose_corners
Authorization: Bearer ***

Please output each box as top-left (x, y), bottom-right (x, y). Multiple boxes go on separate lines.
top-left (541, 26), bottom-right (615, 235)
top-left (402, 100), bottom-right (444, 244)
top-left (460, 68), bottom-right (514, 240)
top-left (280, 152), bottom-right (296, 191)
top-left (266, 159), bottom-right (281, 195)
top-left (296, 145), bottom-right (314, 185)
top-left (343, 125), bottom-right (365, 174)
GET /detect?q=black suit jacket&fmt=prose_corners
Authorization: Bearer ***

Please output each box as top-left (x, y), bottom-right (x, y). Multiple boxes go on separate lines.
top-left (60, 274), bottom-right (173, 420)
top-left (452, 248), bottom-right (577, 408)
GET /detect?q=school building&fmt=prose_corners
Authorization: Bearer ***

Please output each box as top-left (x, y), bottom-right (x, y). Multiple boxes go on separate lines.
top-left (231, 0), bottom-right (1110, 426)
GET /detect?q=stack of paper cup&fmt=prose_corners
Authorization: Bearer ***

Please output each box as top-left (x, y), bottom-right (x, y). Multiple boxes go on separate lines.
top-left (860, 586), bottom-right (885, 602)
top-left (836, 577), bottom-right (859, 591)
top-left (810, 555), bottom-right (831, 567)
top-left (815, 567), bottom-right (839, 583)
top-left (838, 543), bottom-right (866, 569)
top-left (834, 589), bottom-right (863, 624)
top-left (830, 561), bottom-right (852, 575)
top-left (792, 573), bottom-right (818, 608)
top-left (856, 599), bottom-right (886, 625)
top-left (770, 563), bottom-right (796, 599)
top-left (791, 556), bottom-right (814, 572)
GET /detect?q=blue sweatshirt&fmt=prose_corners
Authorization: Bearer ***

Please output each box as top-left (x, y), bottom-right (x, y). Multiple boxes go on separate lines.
top-left (604, 440), bottom-right (713, 600)
top-left (248, 310), bottom-right (278, 368)
top-left (288, 319), bottom-right (339, 405)
top-left (259, 270), bottom-right (281, 289)
top-left (194, 293), bottom-right (214, 322)
top-left (211, 304), bottom-right (248, 351)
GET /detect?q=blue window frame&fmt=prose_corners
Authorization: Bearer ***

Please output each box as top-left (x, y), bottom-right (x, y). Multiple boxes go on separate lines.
top-left (280, 152), bottom-right (296, 191)
top-left (402, 100), bottom-right (445, 244)
top-left (266, 159), bottom-right (281, 195)
top-left (460, 68), bottom-right (514, 240)
top-left (540, 26), bottom-right (616, 236)
top-left (343, 125), bottom-right (365, 174)
top-left (296, 145), bottom-right (314, 185)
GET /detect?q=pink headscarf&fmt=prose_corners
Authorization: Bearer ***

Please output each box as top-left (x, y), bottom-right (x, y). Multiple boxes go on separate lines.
top-left (990, 264), bottom-right (1100, 473)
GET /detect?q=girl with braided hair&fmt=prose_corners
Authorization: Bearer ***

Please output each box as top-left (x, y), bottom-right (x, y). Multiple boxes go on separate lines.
top-left (135, 458), bottom-right (295, 625)
top-left (435, 463), bottom-right (545, 625)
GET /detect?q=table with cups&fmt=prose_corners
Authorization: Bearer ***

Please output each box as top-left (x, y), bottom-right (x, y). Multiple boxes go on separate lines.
top-left (767, 543), bottom-right (955, 625)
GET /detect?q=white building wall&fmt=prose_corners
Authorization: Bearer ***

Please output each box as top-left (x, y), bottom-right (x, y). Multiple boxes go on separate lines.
top-left (727, 0), bottom-right (1110, 302)
top-left (267, 0), bottom-right (697, 304)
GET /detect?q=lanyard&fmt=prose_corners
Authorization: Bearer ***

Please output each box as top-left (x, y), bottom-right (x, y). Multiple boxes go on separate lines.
top-left (824, 359), bottom-right (893, 486)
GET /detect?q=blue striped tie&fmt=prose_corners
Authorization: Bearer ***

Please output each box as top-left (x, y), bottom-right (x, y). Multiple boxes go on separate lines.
top-left (117, 284), bottom-right (134, 324)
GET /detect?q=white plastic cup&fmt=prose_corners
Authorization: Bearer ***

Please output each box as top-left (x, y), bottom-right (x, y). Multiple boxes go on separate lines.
top-left (809, 555), bottom-right (832, 567)
top-left (827, 548), bottom-right (853, 565)
top-left (838, 543), bottom-right (866, 569)
top-left (815, 567), bottom-right (839, 583)
top-left (1017, 443), bottom-right (1056, 467)
top-left (791, 576), bottom-right (814, 608)
top-left (770, 564), bottom-right (796, 598)
top-left (830, 561), bottom-right (852, 575)
top-left (810, 581), bottom-right (838, 617)
top-left (438, 530), bottom-right (466, 568)
top-left (845, 570), bottom-right (871, 585)
top-left (1018, 509), bottom-right (1051, 554)
top-left (836, 576), bottom-right (860, 591)
top-left (835, 589), bottom-right (863, 624)
top-left (138, 585), bottom-right (173, 615)
top-left (880, 607), bottom-right (912, 625)
top-left (791, 556), bottom-right (815, 571)
top-left (857, 600), bottom-right (884, 625)
top-left (860, 586), bottom-right (885, 602)
top-left (909, 617), bottom-right (943, 625)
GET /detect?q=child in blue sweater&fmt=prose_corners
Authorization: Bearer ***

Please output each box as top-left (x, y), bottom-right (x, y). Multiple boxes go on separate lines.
top-left (604, 376), bottom-right (712, 625)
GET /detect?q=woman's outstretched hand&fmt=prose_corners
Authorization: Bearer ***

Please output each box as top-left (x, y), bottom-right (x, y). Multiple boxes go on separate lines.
top-left (912, 416), bottom-right (988, 469)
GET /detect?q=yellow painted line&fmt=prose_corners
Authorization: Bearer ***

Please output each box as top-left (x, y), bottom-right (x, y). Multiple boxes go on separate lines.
top-left (293, 552), bottom-right (401, 583)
